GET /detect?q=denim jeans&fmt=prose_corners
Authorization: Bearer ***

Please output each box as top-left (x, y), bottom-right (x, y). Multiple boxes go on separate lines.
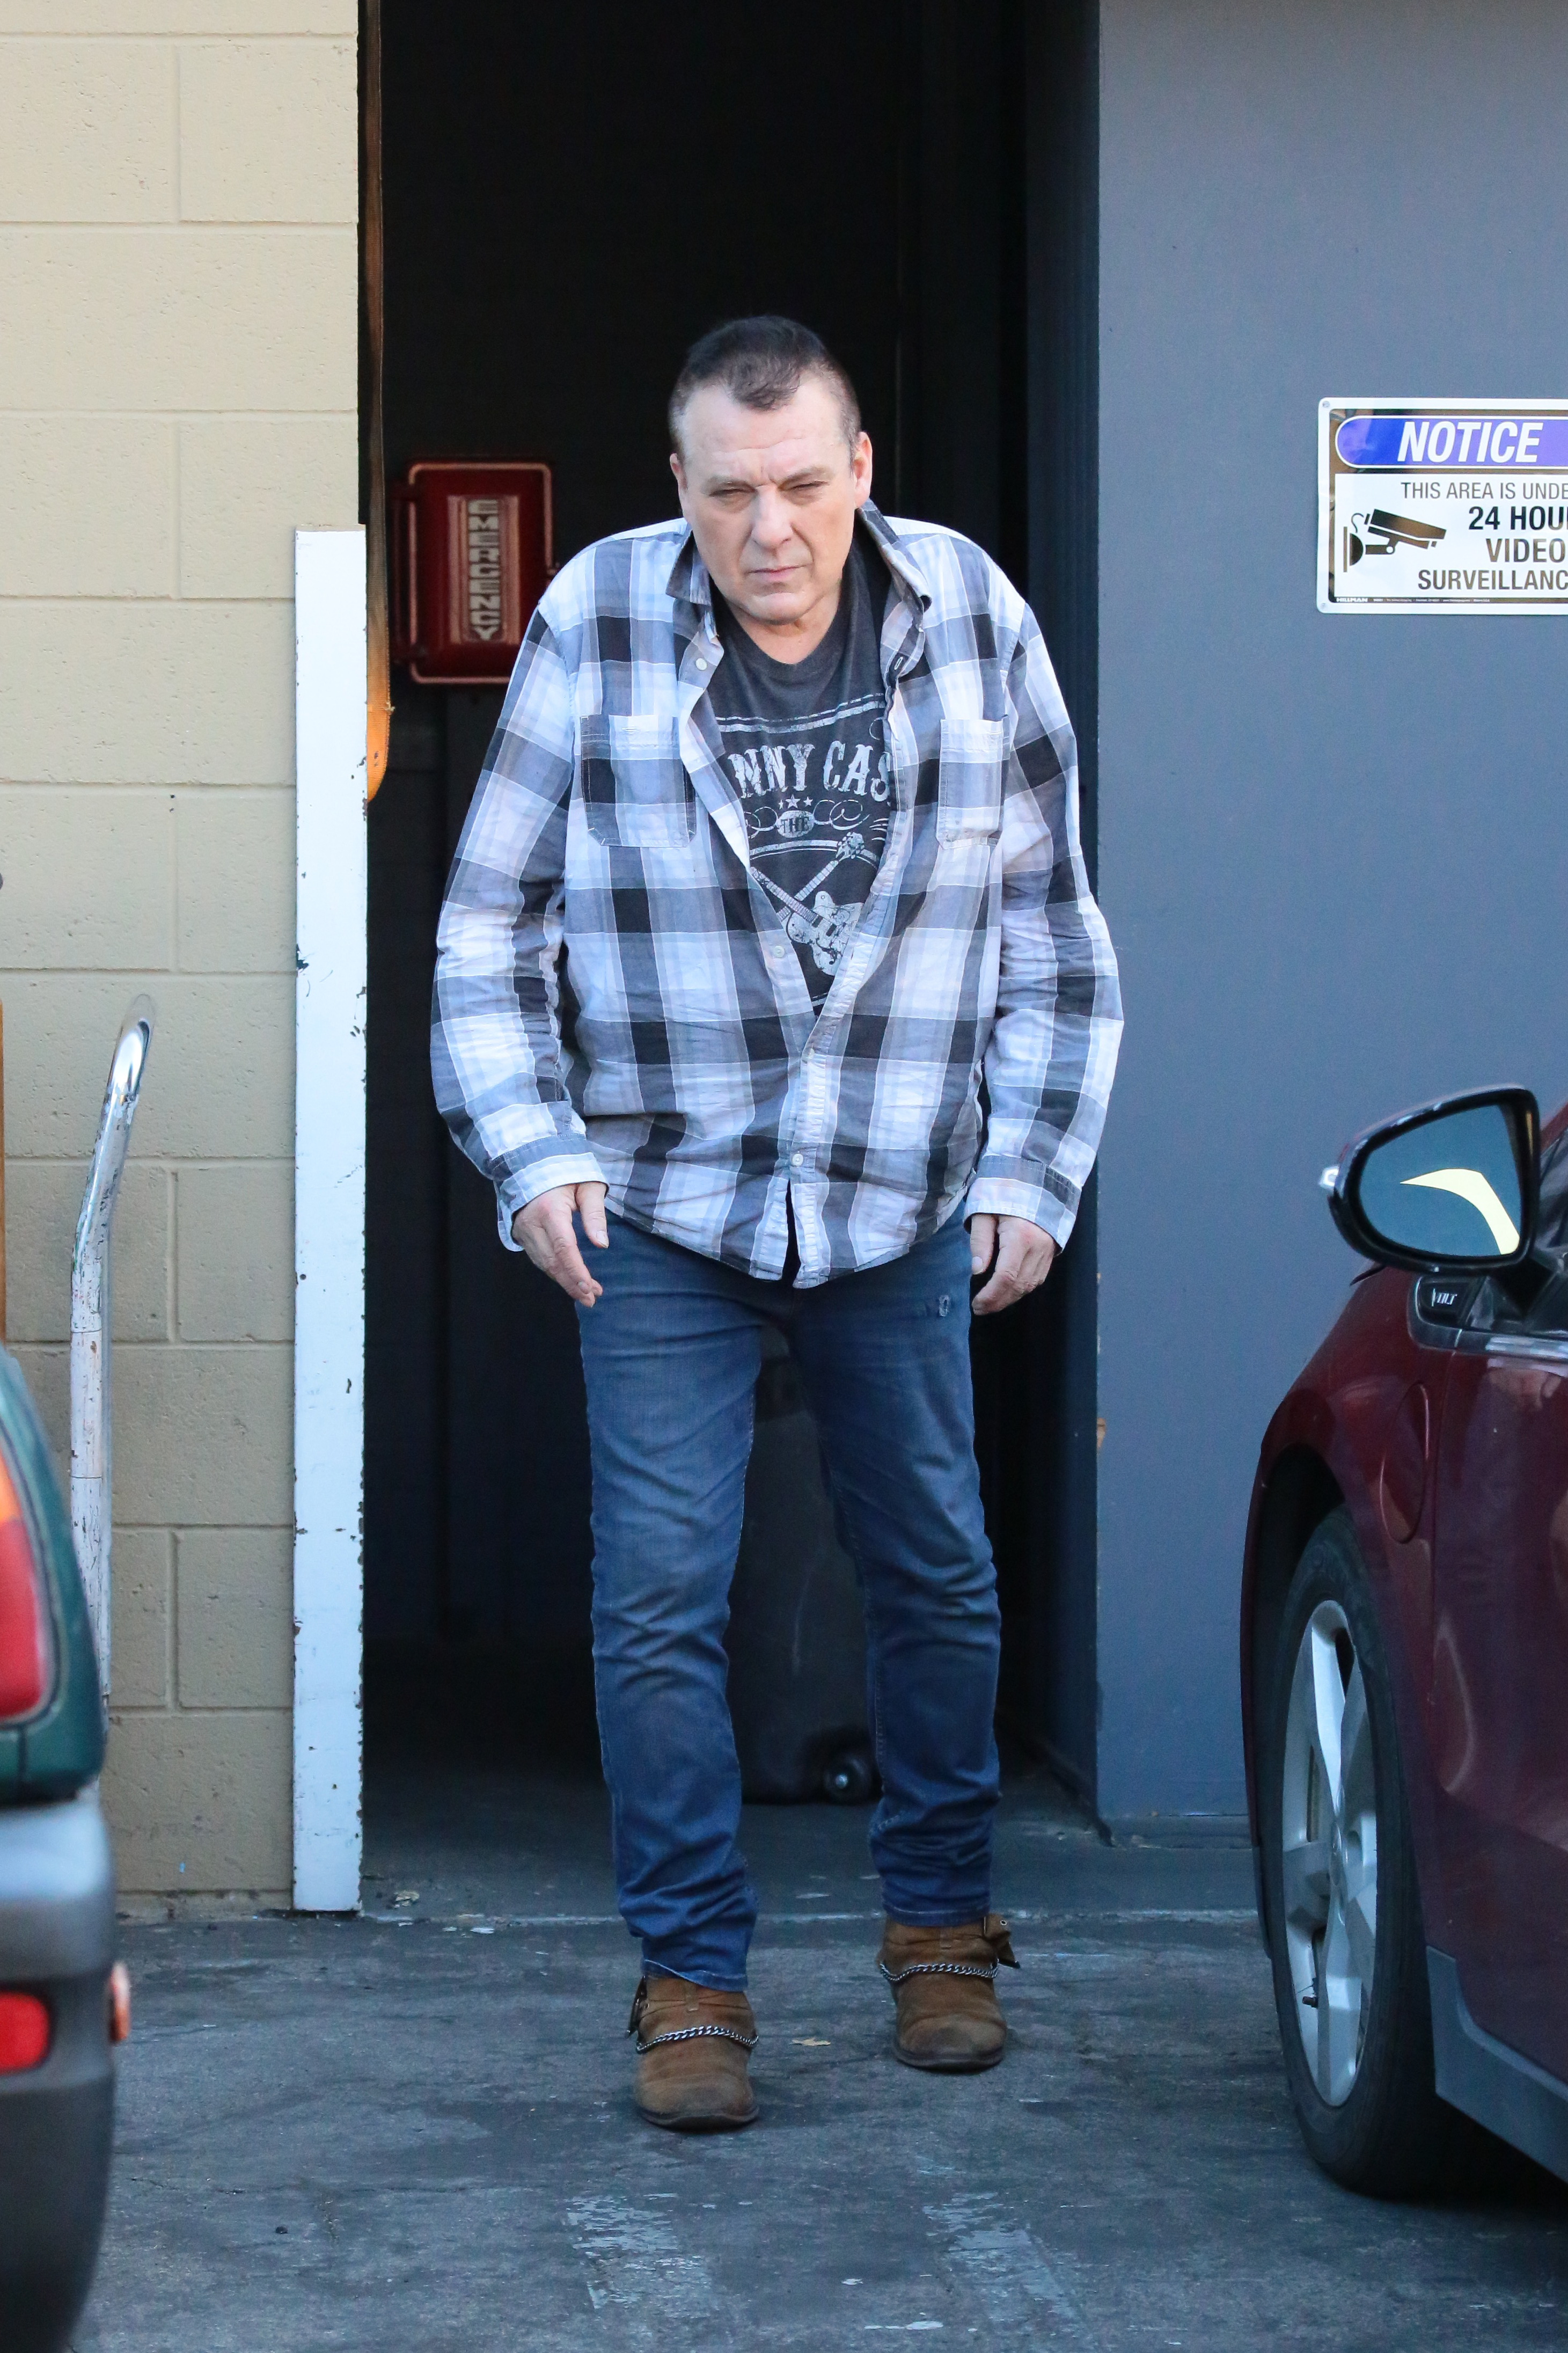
top-left (574, 1209), bottom-right (1001, 1991)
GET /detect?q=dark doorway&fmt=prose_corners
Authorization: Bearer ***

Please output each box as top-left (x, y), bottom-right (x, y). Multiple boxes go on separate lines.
top-left (364, 1), bottom-right (1101, 1801)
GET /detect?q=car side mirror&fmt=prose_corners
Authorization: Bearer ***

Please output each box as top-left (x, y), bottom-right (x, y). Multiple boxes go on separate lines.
top-left (1322, 1086), bottom-right (1540, 1274)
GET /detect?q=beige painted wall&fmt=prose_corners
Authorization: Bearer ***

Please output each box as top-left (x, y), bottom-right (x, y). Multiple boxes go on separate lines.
top-left (0, 2), bottom-right (358, 1901)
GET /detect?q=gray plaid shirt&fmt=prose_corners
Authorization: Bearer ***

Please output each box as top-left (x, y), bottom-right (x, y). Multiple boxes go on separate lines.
top-left (432, 502), bottom-right (1122, 1287)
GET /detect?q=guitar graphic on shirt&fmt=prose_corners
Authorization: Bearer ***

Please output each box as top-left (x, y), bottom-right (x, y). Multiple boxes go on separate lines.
top-left (755, 832), bottom-right (877, 974)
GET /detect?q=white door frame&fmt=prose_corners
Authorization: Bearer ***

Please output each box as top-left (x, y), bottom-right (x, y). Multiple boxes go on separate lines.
top-left (292, 528), bottom-right (368, 1912)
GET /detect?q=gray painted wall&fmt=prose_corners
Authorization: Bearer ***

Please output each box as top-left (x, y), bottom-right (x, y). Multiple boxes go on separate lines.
top-left (1095, 0), bottom-right (1568, 1815)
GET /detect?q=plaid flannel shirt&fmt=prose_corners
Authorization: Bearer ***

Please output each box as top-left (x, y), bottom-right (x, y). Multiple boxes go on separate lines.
top-left (432, 501), bottom-right (1122, 1287)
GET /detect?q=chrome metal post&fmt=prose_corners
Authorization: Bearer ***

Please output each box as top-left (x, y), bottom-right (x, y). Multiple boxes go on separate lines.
top-left (71, 1004), bottom-right (152, 1703)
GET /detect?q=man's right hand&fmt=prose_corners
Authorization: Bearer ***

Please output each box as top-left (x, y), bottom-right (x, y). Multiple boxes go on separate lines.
top-left (512, 1182), bottom-right (610, 1306)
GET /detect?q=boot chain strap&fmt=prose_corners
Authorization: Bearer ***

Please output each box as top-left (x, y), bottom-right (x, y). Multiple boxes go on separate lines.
top-left (879, 1958), bottom-right (998, 1986)
top-left (633, 2022), bottom-right (759, 2055)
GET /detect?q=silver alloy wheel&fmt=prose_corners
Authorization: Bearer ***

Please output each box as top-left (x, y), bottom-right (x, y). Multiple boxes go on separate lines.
top-left (1280, 1598), bottom-right (1379, 2106)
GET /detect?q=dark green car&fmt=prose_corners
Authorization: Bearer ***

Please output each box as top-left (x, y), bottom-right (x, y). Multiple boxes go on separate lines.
top-left (0, 1348), bottom-right (117, 2351)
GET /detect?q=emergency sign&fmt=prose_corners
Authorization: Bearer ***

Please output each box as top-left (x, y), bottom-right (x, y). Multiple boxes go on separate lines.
top-left (390, 461), bottom-right (554, 682)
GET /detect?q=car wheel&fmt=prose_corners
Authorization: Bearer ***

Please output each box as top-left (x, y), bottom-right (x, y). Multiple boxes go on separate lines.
top-left (1261, 1506), bottom-right (1466, 2195)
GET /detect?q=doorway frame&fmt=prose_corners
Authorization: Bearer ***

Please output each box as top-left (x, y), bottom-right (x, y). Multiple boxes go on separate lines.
top-left (292, 526), bottom-right (368, 1914)
top-left (350, 0), bottom-right (1107, 1825)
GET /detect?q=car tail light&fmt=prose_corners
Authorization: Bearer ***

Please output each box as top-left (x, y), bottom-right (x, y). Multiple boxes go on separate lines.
top-left (0, 1991), bottom-right (50, 2073)
top-left (0, 1446), bottom-right (51, 1721)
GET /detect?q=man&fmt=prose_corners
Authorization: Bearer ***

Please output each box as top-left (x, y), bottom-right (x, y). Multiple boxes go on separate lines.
top-left (434, 317), bottom-right (1121, 2132)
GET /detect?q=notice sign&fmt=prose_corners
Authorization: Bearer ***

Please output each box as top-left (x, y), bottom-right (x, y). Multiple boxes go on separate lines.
top-left (1318, 398), bottom-right (1568, 613)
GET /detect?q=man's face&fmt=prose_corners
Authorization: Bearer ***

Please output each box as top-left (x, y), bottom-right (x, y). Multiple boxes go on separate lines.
top-left (671, 376), bottom-right (873, 642)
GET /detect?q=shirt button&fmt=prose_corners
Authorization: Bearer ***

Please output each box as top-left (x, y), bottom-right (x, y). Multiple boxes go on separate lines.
top-left (791, 1152), bottom-right (804, 1167)
top-left (695, 657), bottom-right (708, 671)
top-left (802, 1045), bottom-right (814, 1061)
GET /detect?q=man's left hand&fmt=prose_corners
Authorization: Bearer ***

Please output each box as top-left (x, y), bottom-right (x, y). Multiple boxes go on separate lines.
top-left (968, 1214), bottom-right (1058, 1316)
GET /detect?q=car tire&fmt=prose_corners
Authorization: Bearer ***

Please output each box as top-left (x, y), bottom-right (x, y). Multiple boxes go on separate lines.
top-left (1261, 1506), bottom-right (1469, 2195)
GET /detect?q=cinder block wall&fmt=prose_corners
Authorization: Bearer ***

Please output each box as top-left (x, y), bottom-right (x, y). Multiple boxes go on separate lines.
top-left (0, 3), bottom-right (358, 1900)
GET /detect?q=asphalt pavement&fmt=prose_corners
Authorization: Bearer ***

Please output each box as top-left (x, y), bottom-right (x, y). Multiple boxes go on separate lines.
top-left (76, 1763), bottom-right (1568, 2350)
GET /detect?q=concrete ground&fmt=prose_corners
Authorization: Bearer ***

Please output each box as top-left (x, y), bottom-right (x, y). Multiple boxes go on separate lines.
top-left (78, 1763), bottom-right (1568, 2350)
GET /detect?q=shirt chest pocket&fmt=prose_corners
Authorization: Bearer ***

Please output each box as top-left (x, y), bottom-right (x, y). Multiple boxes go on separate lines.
top-left (935, 716), bottom-right (1005, 843)
top-left (580, 713), bottom-right (696, 850)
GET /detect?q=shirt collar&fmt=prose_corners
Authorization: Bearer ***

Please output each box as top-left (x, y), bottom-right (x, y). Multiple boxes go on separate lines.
top-left (663, 499), bottom-right (932, 622)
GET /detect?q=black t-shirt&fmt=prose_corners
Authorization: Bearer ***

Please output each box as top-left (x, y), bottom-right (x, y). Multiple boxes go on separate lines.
top-left (707, 536), bottom-right (891, 1004)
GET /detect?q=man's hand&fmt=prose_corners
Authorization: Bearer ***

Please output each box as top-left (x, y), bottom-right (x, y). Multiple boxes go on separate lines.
top-left (512, 1182), bottom-right (609, 1306)
top-left (968, 1213), bottom-right (1058, 1316)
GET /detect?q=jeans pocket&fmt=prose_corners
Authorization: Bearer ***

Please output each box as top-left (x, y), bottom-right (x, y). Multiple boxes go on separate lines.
top-left (581, 712), bottom-right (696, 850)
top-left (934, 715), bottom-right (1005, 844)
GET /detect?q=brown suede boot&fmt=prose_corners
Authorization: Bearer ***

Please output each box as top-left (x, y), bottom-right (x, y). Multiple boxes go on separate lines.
top-left (877, 1914), bottom-right (1019, 2072)
top-left (627, 1972), bottom-right (759, 2131)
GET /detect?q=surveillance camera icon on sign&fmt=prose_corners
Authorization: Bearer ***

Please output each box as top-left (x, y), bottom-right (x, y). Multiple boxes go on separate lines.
top-left (1343, 509), bottom-right (1447, 568)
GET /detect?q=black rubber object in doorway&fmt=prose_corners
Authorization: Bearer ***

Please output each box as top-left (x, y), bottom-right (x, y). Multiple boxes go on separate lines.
top-left (726, 1330), bottom-right (876, 1804)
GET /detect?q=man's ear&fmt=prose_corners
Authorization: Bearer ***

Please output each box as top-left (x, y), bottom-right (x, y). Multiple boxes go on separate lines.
top-left (670, 450), bottom-right (690, 517)
top-left (851, 432), bottom-right (873, 509)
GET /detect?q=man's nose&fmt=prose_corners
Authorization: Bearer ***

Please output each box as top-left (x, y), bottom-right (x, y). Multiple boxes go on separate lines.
top-left (749, 489), bottom-right (793, 551)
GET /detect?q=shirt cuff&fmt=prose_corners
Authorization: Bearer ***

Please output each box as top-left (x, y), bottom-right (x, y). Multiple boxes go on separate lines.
top-left (496, 1151), bottom-right (609, 1250)
top-left (963, 1173), bottom-right (1077, 1250)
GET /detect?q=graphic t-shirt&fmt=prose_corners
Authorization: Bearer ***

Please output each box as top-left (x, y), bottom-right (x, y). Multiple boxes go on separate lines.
top-left (707, 537), bottom-right (891, 1004)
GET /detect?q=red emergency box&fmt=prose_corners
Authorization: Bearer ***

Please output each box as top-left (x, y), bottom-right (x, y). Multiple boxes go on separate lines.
top-left (390, 461), bottom-right (554, 684)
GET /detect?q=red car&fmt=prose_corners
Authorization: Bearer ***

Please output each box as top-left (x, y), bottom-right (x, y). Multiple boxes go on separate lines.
top-left (1242, 1082), bottom-right (1568, 2195)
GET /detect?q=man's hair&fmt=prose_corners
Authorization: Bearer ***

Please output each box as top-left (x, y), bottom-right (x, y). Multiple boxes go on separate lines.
top-left (669, 316), bottom-right (861, 458)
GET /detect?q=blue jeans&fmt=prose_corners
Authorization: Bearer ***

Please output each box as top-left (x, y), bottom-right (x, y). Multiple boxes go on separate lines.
top-left (575, 1209), bottom-right (1001, 1991)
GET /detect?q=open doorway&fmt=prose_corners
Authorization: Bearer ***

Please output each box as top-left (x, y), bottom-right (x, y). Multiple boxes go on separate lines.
top-left (361, 1), bottom-right (1101, 1831)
